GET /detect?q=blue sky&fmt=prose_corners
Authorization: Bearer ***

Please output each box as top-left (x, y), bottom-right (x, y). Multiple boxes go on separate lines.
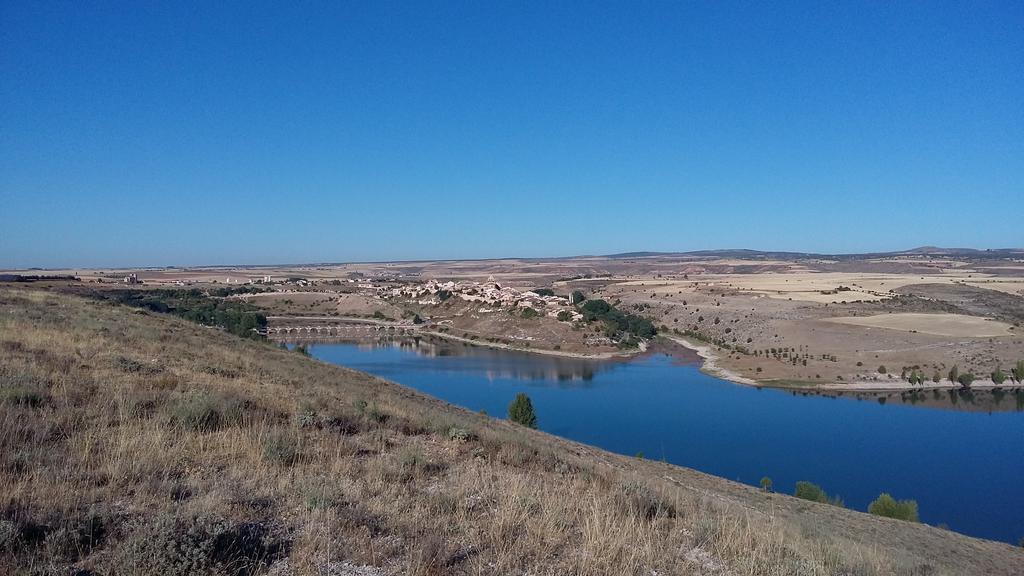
top-left (2, 2), bottom-right (1021, 268)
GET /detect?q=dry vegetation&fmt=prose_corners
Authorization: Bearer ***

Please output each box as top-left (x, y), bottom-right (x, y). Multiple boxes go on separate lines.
top-left (2, 286), bottom-right (1022, 575)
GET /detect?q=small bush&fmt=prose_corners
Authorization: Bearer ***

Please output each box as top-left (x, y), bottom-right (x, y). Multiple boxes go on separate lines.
top-left (868, 493), bottom-right (919, 522)
top-left (794, 481), bottom-right (828, 503)
top-left (117, 513), bottom-right (287, 575)
top-left (794, 481), bottom-right (842, 506)
top-left (262, 429), bottom-right (301, 466)
top-left (446, 426), bottom-right (472, 442)
top-left (168, 391), bottom-right (241, 431)
top-left (616, 481), bottom-right (676, 521)
top-left (0, 386), bottom-right (46, 407)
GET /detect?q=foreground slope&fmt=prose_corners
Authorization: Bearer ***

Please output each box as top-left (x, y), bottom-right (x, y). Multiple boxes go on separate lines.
top-left (1, 287), bottom-right (1020, 575)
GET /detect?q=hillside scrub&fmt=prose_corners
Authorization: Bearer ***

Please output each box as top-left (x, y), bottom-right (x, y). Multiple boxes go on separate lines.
top-left (82, 288), bottom-right (267, 338)
top-left (1, 287), bottom-right (1021, 575)
top-left (579, 299), bottom-right (657, 341)
top-left (868, 493), bottom-right (920, 522)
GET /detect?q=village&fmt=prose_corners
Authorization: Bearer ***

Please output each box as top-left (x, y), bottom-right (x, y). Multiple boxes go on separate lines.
top-left (382, 277), bottom-right (584, 321)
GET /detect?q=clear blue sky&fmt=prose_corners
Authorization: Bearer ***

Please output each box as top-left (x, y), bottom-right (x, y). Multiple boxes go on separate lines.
top-left (2, 2), bottom-right (1021, 268)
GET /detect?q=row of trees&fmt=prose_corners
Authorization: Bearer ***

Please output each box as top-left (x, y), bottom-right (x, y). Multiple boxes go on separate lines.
top-left (890, 361), bottom-right (1024, 389)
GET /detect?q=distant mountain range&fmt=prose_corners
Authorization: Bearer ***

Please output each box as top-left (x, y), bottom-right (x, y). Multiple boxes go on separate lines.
top-left (601, 247), bottom-right (1024, 260)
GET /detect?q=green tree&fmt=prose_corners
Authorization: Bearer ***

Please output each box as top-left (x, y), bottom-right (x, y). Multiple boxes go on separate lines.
top-left (1011, 360), bottom-right (1024, 384)
top-left (760, 476), bottom-right (773, 493)
top-left (992, 368), bottom-right (1006, 385)
top-left (794, 481), bottom-right (828, 503)
top-left (948, 365), bottom-right (959, 385)
top-left (570, 290), bottom-right (586, 305)
top-left (957, 372), bottom-right (975, 389)
top-left (508, 393), bottom-right (537, 428)
top-left (868, 493), bottom-right (919, 522)
top-left (932, 371), bottom-right (941, 384)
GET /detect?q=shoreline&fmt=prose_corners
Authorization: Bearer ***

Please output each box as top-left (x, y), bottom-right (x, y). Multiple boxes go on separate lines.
top-left (270, 319), bottom-right (1020, 392)
top-left (659, 335), bottom-right (761, 386)
top-left (660, 334), bottom-right (1019, 393)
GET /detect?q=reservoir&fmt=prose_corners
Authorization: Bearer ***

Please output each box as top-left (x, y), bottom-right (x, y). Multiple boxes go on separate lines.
top-left (302, 336), bottom-right (1024, 544)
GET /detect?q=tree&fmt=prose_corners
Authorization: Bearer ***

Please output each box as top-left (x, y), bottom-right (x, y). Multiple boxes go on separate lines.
top-left (508, 393), bottom-right (537, 428)
top-left (932, 371), bottom-right (941, 384)
top-left (570, 290), bottom-right (586, 305)
top-left (868, 493), bottom-right (919, 522)
top-left (760, 476), bottom-right (773, 493)
top-left (794, 481), bottom-right (828, 503)
top-left (948, 365), bottom-right (959, 385)
top-left (957, 372), bottom-right (975, 389)
top-left (877, 365), bottom-right (887, 374)
top-left (1011, 360), bottom-right (1024, 384)
top-left (992, 368), bottom-right (1006, 385)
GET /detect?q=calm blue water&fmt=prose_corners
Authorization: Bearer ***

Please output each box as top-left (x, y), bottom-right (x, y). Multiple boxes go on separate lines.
top-left (306, 337), bottom-right (1024, 544)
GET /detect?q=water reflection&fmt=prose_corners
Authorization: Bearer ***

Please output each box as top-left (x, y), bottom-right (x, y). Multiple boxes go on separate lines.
top-left (284, 335), bottom-right (622, 385)
top-left (809, 387), bottom-right (1024, 414)
top-left (291, 336), bottom-right (1024, 412)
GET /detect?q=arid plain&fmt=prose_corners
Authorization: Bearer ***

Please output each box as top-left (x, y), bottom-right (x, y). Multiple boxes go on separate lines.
top-left (22, 247), bottom-right (1024, 392)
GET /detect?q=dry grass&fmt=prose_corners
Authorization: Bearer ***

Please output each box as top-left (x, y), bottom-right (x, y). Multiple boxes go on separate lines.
top-left (826, 313), bottom-right (1013, 337)
top-left (1, 286), bottom-right (1021, 575)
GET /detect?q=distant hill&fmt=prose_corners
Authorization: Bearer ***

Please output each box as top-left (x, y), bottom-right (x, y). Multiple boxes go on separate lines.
top-left (602, 247), bottom-right (1024, 261)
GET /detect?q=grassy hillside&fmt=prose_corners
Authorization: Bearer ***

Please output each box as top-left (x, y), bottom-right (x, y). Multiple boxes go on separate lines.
top-left (1, 286), bottom-right (1021, 575)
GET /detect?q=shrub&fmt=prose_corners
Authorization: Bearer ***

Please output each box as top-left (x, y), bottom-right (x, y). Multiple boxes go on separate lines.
top-left (446, 426), bottom-right (472, 442)
top-left (0, 386), bottom-right (46, 407)
top-left (794, 481), bottom-right (843, 506)
top-left (616, 481), bottom-right (676, 521)
top-left (508, 393), bottom-right (537, 428)
top-left (168, 391), bottom-right (240, 432)
top-left (794, 481), bottom-right (828, 503)
top-left (521, 307), bottom-right (539, 319)
top-left (570, 290), bottom-right (585, 304)
top-left (262, 429), bottom-right (301, 466)
top-left (877, 365), bottom-right (887, 374)
top-left (117, 513), bottom-right (287, 575)
top-left (868, 493), bottom-right (919, 522)
top-left (556, 310), bottom-right (572, 322)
